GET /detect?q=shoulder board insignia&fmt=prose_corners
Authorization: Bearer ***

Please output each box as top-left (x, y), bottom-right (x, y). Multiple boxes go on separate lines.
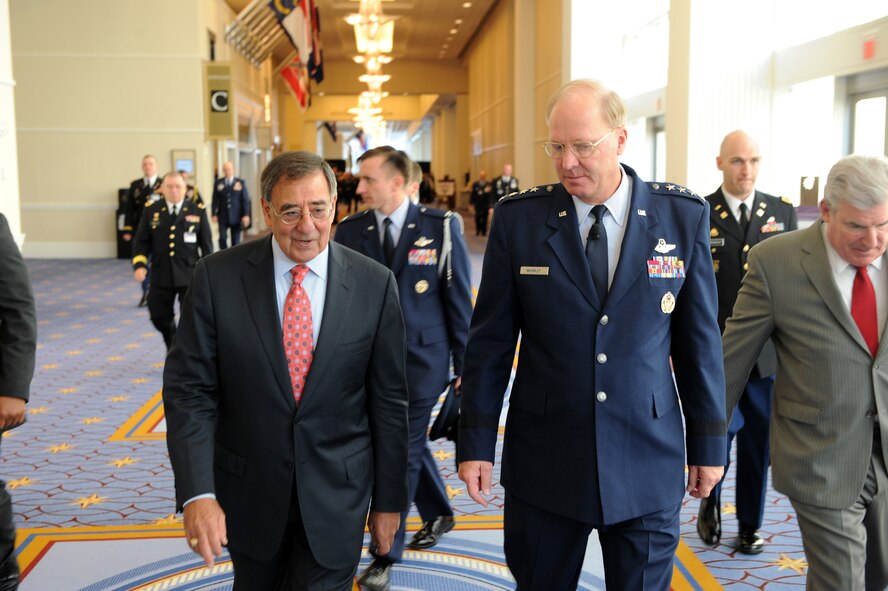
top-left (650, 181), bottom-right (703, 202)
top-left (419, 207), bottom-right (445, 217)
top-left (339, 210), bottom-right (371, 224)
top-left (780, 196), bottom-right (793, 205)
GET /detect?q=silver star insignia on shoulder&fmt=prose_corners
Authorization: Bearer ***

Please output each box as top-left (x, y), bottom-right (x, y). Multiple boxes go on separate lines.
top-left (665, 184), bottom-right (676, 191)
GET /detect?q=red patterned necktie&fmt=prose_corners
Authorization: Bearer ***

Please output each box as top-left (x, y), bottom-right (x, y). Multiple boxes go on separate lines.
top-left (283, 265), bottom-right (313, 402)
top-left (851, 265), bottom-right (879, 357)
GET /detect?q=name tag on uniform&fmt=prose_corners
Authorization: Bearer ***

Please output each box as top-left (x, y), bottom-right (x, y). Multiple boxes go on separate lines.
top-left (520, 266), bottom-right (549, 276)
top-left (408, 248), bottom-right (437, 265)
top-left (183, 231), bottom-right (197, 244)
top-left (710, 238), bottom-right (725, 247)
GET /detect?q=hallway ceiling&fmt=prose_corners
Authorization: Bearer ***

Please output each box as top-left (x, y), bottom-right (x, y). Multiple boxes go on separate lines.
top-left (224, 0), bottom-right (498, 63)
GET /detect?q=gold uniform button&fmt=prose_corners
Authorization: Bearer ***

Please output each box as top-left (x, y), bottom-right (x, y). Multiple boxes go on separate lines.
top-left (169, 242), bottom-right (175, 248)
top-left (743, 262), bottom-right (749, 271)
top-left (171, 225), bottom-right (176, 230)
top-left (743, 244), bottom-right (750, 253)
top-left (169, 234), bottom-right (175, 239)
top-left (170, 251), bottom-right (176, 257)
top-left (711, 248), bottom-right (716, 253)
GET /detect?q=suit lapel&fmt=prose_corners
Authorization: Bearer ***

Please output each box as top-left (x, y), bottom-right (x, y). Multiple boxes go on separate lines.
top-left (709, 190), bottom-right (743, 241)
top-left (605, 181), bottom-right (659, 311)
top-left (545, 189), bottom-right (599, 309)
top-left (360, 215), bottom-right (385, 264)
top-left (300, 242), bottom-right (356, 405)
top-left (800, 222), bottom-right (872, 356)
top-left (390, 203), bottom-right (420, 277)
top-left (242, 237), bottom-right (295, 409)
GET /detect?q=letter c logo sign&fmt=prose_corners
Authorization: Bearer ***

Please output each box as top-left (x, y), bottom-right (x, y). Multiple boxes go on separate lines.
top-left (210, 91), bottom-right (229, 112)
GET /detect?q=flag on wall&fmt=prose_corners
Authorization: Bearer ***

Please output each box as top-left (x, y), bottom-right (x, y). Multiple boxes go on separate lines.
top-left (268, 0), bottom-right (316, 66)
top-left (281, 59), bottom-right (310, 111)
top-left (307, 0), bottom-right (324, 83)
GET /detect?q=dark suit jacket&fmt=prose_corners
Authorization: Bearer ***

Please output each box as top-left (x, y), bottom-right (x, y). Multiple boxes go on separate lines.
top-left (459, 165), bottom-right (726, 525)
top-left (211, 177), bottom-right (251, 225)
top-left (163, 238), bottom-right (409, 568)
top-left (132, 199), bottom-right (213, 288)
top-left (334, 202), bottom-right (473, 400)
top-left (0, 214), bottom-right (36, 401)
top-left (707, 188), bottom-right (797, 376)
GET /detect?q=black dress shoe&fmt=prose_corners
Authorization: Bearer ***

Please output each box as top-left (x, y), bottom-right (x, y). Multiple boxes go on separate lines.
top-left (138, 292), bottom-right (149, 308)
top-left (736, 525), bottom-right (764, 555)
top-left (357, 558), bottom-right (392, 591)
top-left (696, 495), bottom-right (721, 545)
top-left (0, 553), bottom-right (19, 591)
top-left (408, 515), bottom-right (455, 550)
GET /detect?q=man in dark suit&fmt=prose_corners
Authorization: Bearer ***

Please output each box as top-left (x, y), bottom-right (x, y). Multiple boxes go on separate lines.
top-left (211, 161), bottom-right (251, 249)
top-left (335, 147), bottom-right (472, 591)
top-left (0, 213), bottom-right (36, 590)
top-left (132, 172), bottom-right (213, 349)
top-left (123, 154), bottom-right (163, 307)
top-left (458, 79), bottom-right (726, 590)
top-left (697, 130), bottom-right (797, 553)
top-left (163, 151), bottom-right (409, 590)
top-left (470, 170), bottom-right (493, 236)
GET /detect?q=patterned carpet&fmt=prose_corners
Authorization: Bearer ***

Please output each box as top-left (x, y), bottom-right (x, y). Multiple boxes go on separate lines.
top-left (5, 250), bottom-right (807, 590)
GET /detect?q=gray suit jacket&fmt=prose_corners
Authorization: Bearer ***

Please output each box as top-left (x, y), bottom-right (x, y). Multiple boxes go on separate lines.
top-left (723, 221), bottom-right (887, 509)
top-left (163, 238), bottom-right (409, 568)
top-left (0, 213), bottom-right (36, 401)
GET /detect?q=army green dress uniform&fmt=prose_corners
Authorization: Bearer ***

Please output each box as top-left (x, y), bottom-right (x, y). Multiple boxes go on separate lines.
top-left (133, 199), bottom-right (213, 348)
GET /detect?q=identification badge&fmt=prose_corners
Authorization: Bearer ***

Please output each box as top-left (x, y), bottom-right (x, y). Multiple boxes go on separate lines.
top-left (183, 231), bottom-right (197, 244)
top-left (519, 266), bottom-right (549, 276)
top-left (408, 248), bottom-right (438, 266)
top-left (710, 238), bottom-right (725, 247)
top-left (647, 256), bottom-right (686, 279)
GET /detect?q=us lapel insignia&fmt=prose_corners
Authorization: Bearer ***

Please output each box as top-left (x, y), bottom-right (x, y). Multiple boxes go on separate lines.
top-left (414, 237), bottom-right (433, 247)
top-left (654, 238), bottom-right (676, 254)
top-left (720, 211), bottom-right (729, 219)
top-left (637, 209), bottom-right (647, 216)
top-left (757, 209), bottom-right (765, 217)
top-left (714, 203), bottom-right (723, 211)
top-left (558, 211), bottom-right (567, 218)
top-left (407, 223), bottom-right (416, 229)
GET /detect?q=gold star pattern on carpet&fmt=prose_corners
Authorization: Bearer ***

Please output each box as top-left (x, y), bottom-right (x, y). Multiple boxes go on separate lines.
top-left (152, 362), bottom-right (164, 368)
top-left (42, 363), bottom-right (58, 369)
top-left (722, 502), bottom-right (736, 515)
top-left (446, 485), bottom-right (464, 500)
top-left (131, 378), bottom-right (149, 384)
top-left (110, 457), bottom-right (138, 468)
top-left (72, 494), bottom-right (107, 509)
top-left (81, 417), bottom-right (106, 425)
top-left (108, 396), bottom-right (129, 402)
top-left (433, 450), bottom-right (454, 461)
top-left (774, 553), bottom-right (807, 574)
top-left (107, 356), bottom-right (123, 361)
top-left (48, 333), bottom-right (65, 340)
top-left (84, 371), bottom-right (103, 377)
top-left (104, 328), bottom-right (119, 334)
top-left (65, 350), bottom-right (82, 356)
top-left (153, 514), bottom-right (183, 526)
top-left (46, 443), bottom-right (73, 453)
top-left (126, 344), bottom-right (141, 349)
top-left (29, 406), bottom-right (49, 415)
top-left (86, 339), bottom-right (102, 344)
top-left (7, 476), bottom-right (35, 489)
top-left (59, 388), bottom-right (78, 394)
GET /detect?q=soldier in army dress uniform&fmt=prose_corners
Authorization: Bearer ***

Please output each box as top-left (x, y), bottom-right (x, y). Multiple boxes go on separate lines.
top-left (133, 172), bottom-right (213, 349)
top-left (697, 130), bottom-right (798, 554)
top-left (124, 155), bottom-right (163, 307)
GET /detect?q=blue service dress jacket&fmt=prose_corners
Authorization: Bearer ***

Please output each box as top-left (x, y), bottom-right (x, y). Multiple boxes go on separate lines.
top-left (211, 177), bottom-right (251, 226)
top-left (334, 202), bottom-right (473, 400)
top-left (458, 164), bottom-right (726, 525)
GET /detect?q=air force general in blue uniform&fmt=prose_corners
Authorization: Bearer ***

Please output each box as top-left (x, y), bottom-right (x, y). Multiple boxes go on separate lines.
top-left (458, 80), bottom-right (726, 590)
top-left (334, 147), bottom-right (473, 591)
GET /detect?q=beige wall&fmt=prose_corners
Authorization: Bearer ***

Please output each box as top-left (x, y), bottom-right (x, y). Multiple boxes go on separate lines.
top-left (12, 0), bottom-right (273, 257)
top-left (532, 0), bottom-right (565, 186)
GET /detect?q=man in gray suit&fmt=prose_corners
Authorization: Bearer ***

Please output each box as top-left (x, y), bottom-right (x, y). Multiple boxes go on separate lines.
top-left (722, 154), bottom-right (888, 590)
top-left (163, 151), bottom-right (409, 590)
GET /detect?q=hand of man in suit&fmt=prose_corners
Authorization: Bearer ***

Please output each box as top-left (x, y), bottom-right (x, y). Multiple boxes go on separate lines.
top-left (368, 511), bottom-right (400, 555)
top-left (686, 465), bottom-right (724, 499)
top-left (183, 498), bottom-right (228, 567)
top-left (0, 397), bottom-right (25, 430)
top-left (458, 461), bottom-right (493, 507)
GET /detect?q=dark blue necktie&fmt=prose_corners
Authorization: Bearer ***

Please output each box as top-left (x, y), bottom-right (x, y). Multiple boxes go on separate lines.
top-left (585, 205), bottom-right (608, 301)
top-left (382, 217), bottom-right (395, 267)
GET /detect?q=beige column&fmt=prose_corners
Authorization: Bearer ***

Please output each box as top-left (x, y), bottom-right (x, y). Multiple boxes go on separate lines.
top-left (0, 0), bottom-right (23, 245)
top-left (513, 0), bottom-right (535, 187)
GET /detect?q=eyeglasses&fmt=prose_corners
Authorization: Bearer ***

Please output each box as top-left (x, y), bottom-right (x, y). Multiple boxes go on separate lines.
top-left (267, 202), bottom-right (332, 225)
top-left (542, 128), bottom-right (617, 159)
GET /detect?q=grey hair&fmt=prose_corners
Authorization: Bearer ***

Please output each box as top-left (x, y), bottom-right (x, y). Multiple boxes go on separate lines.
top-left (545, 79), bottom-right (626, 129)
top-left (823, 155), bottom-right (888, 212)
top-left (260, 151), bottom-right (337, 203)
